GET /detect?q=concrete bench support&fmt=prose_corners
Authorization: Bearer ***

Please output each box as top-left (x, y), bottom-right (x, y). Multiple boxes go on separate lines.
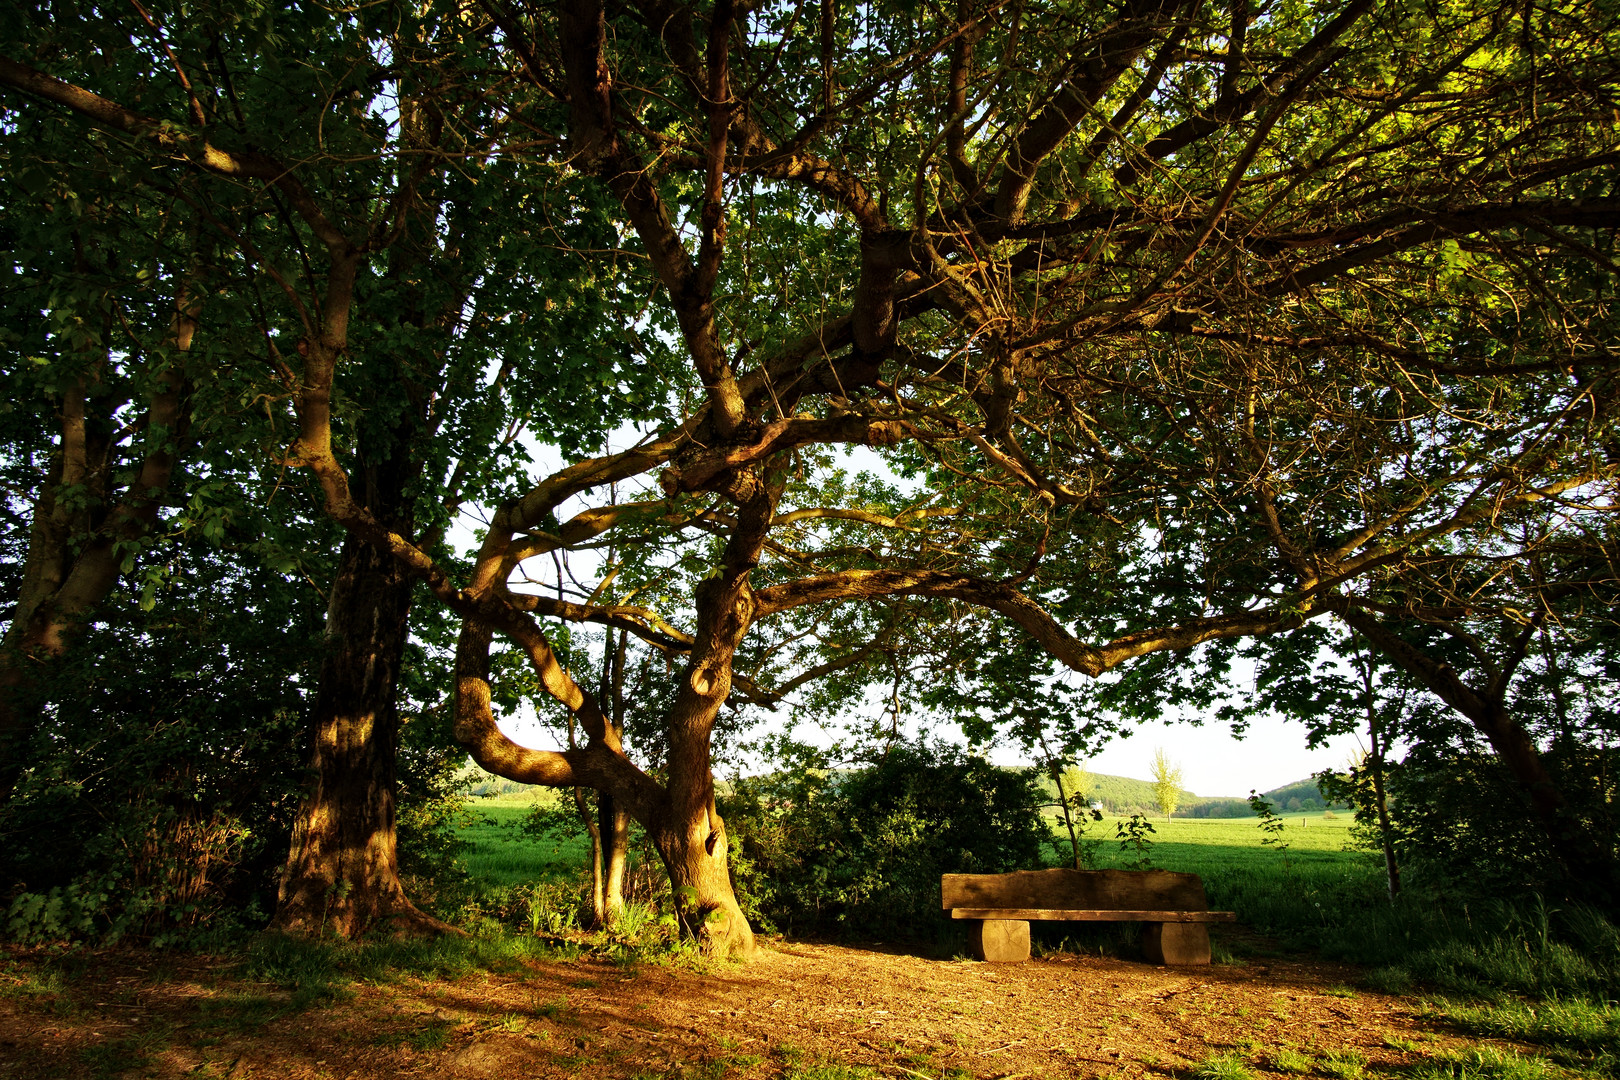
top-left (968, 919), bottom-right (1031, 963)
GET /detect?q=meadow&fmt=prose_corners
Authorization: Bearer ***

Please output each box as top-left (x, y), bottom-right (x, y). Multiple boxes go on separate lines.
top-left (457, 798), bottom-right (1374, 915)
top-left (456, 797), bottom-right (1380, 951)
top-left (455, 794), bottom-right (593, 889)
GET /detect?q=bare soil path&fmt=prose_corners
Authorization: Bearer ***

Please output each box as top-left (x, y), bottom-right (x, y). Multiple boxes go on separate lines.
top-left (0, 940), bottom-right (1470, 1079)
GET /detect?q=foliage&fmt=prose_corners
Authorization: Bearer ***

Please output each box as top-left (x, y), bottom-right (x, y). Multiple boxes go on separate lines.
top-left (1044, 763), bottom-right (1105, 869)
top-left (1114, 813), bottom-right (1157, 871)
top-left (1264, 778), bottom-right (1347, 815)
top-left (0, 544), bottom-right (317, 943)
top-left (1386, 748), bottom-right (1617, 902)
top-left (1247, 792), bottom-right (1292, 867)
top-left (720, 741), bottom-right (1047, 937)
top-left (3, 0), bottom-right (1620, 948)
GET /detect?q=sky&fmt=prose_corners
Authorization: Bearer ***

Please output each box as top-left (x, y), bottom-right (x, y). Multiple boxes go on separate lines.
top-left (495, 702), bottom-right (1367, 800)
top-left (1004, 713), bottom-right (1365, 798)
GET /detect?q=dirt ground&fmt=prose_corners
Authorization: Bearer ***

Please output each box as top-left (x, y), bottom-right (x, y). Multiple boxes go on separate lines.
top-left (0, 937), bottom-right (1477, 1079)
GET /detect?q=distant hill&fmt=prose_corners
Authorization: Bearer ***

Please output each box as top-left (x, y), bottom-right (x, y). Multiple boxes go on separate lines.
top-left (1261, 777), bottom-right (1347, 814)
top-left (457, 758), bottom-right (1343, 816)
top-left (1036, 770), bottom-right (1346, 817)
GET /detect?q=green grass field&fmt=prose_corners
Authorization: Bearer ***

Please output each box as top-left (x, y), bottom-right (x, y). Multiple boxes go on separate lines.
top-left (457, 799), bottom-right (1375, 928)
top-left (1034, 812), bottom-right (1386, 960)
top-left (455, 795), bottom-right (593, 889)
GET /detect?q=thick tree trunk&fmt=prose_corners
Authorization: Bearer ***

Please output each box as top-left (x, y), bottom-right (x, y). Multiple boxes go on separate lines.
top-left (652, 796), bottom-right (751, 955)
top-left (649, 570), bottom-right (761, 957)
top-left (273, 530), bottom-right (452, 936)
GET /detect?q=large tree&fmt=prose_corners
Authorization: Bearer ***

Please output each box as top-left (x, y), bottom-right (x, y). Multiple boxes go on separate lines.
top-left (5, 0), bottom-right (1618, 952)
top-left (436, 0), bottom-right (1620, 952)
top-left (0, 0), bottom-right (668, 935)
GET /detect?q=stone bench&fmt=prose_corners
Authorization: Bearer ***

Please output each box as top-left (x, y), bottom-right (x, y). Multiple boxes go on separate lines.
top-left (942, 868), bottom-right (1236, 965)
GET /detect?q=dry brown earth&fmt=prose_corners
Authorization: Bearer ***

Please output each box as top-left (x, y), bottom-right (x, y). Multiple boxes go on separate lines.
top-left (0, 939), bottom-right (1475, 1079)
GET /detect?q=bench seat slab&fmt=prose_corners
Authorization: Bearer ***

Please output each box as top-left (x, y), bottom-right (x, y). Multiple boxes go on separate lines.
top-left (950, 908), bottom-right (1236, 922)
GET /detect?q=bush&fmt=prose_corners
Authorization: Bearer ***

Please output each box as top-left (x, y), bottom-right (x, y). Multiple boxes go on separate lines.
top-left (719, 740), bottom-right (1048, 939)
top-left (0, 552), bottom-right (316, 944)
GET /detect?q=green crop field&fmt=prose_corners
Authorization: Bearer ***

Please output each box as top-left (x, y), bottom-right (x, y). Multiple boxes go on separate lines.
top-left (1077, 813), bottom-right (1383, 936)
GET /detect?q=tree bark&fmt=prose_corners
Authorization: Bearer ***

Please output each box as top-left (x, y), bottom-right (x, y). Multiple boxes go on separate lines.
top-left (598, 627), bottom-right (631, 922)
top-left (601, 789), bottom-right (630, 920)
top-left (273, 526), bottom-right (453, 936)
top-left (646, 566), bottom-right (760, 957)
top-left (272, 394), bottom-right (457, 937)
top-left (1, 283), bottom-right (199, 802)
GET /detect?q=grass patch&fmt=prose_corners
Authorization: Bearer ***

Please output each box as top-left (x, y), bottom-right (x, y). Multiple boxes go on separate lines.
top-left (1408, 1045), bottom-right (1564, 1080)
top-left (1271, 1048), bottom-right (1314, 1073)
top-left (1194, 1052), bottom-right (1256, 1080)
top-left (240, 926), bottom-right (574, 1003)
top-left (193, 991), bottom-right (291, 1033)
top-left (0, 961), bottom-right (76, 1015)
top-left (779, 1065), bottom-right (877, 1080)
top-left (535, 996), bottom-right (576, 1021)
top-left (1426, 995), bottom-right (1620, 1074)
top-left (78, 1023), bottom-right (174, 1080)
top-left (1322, 1049), bottom-right (1367, 1079)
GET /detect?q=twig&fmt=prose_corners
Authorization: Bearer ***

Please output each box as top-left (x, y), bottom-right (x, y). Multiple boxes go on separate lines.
top-left (977, 1040), bottom-right (1026, 1055)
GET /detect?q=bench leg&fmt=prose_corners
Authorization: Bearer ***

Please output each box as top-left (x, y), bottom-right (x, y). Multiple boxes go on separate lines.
top-left (1142, 922), bottom-right (1211, 965)
top-left (968, 919), bottom-right (1030, 963)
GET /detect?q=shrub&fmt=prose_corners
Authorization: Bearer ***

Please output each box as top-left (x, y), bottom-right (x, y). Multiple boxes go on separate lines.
top-left (720, 740), bottom-right (1047, 938)
top-left (0, 551), bottom-right (315, 943)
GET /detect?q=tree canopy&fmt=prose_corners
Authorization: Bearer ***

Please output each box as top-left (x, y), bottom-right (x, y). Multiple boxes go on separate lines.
top-left (2, 0), bottom-right (1617, 951)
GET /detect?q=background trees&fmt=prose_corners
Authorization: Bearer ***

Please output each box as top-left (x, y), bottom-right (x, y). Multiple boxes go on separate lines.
top-left (1, 0), bottom-right (1617, 952)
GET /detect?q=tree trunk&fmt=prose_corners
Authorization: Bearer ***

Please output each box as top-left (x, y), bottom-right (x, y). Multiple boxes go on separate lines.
top-left (1, 284), bottom-right (199, 802)
top-left (1367, 714), bottom-right (1401, 901)
top-left (273, 529), bottom-right (453, 936)
top-left (1354, 648), bottom-right (1401, 900)
top-left (574, 783), bottom-right (608, 925)
top-left (598, 627), bottom-right (630, 922)
top-left (601, 790), bottom-right (630, 919)
top-left (648, 571), bottom-right (760, 957)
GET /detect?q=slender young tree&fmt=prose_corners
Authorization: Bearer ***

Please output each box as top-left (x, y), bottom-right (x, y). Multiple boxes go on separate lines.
top-left (1149, 749), bottom-right (1184, 821)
